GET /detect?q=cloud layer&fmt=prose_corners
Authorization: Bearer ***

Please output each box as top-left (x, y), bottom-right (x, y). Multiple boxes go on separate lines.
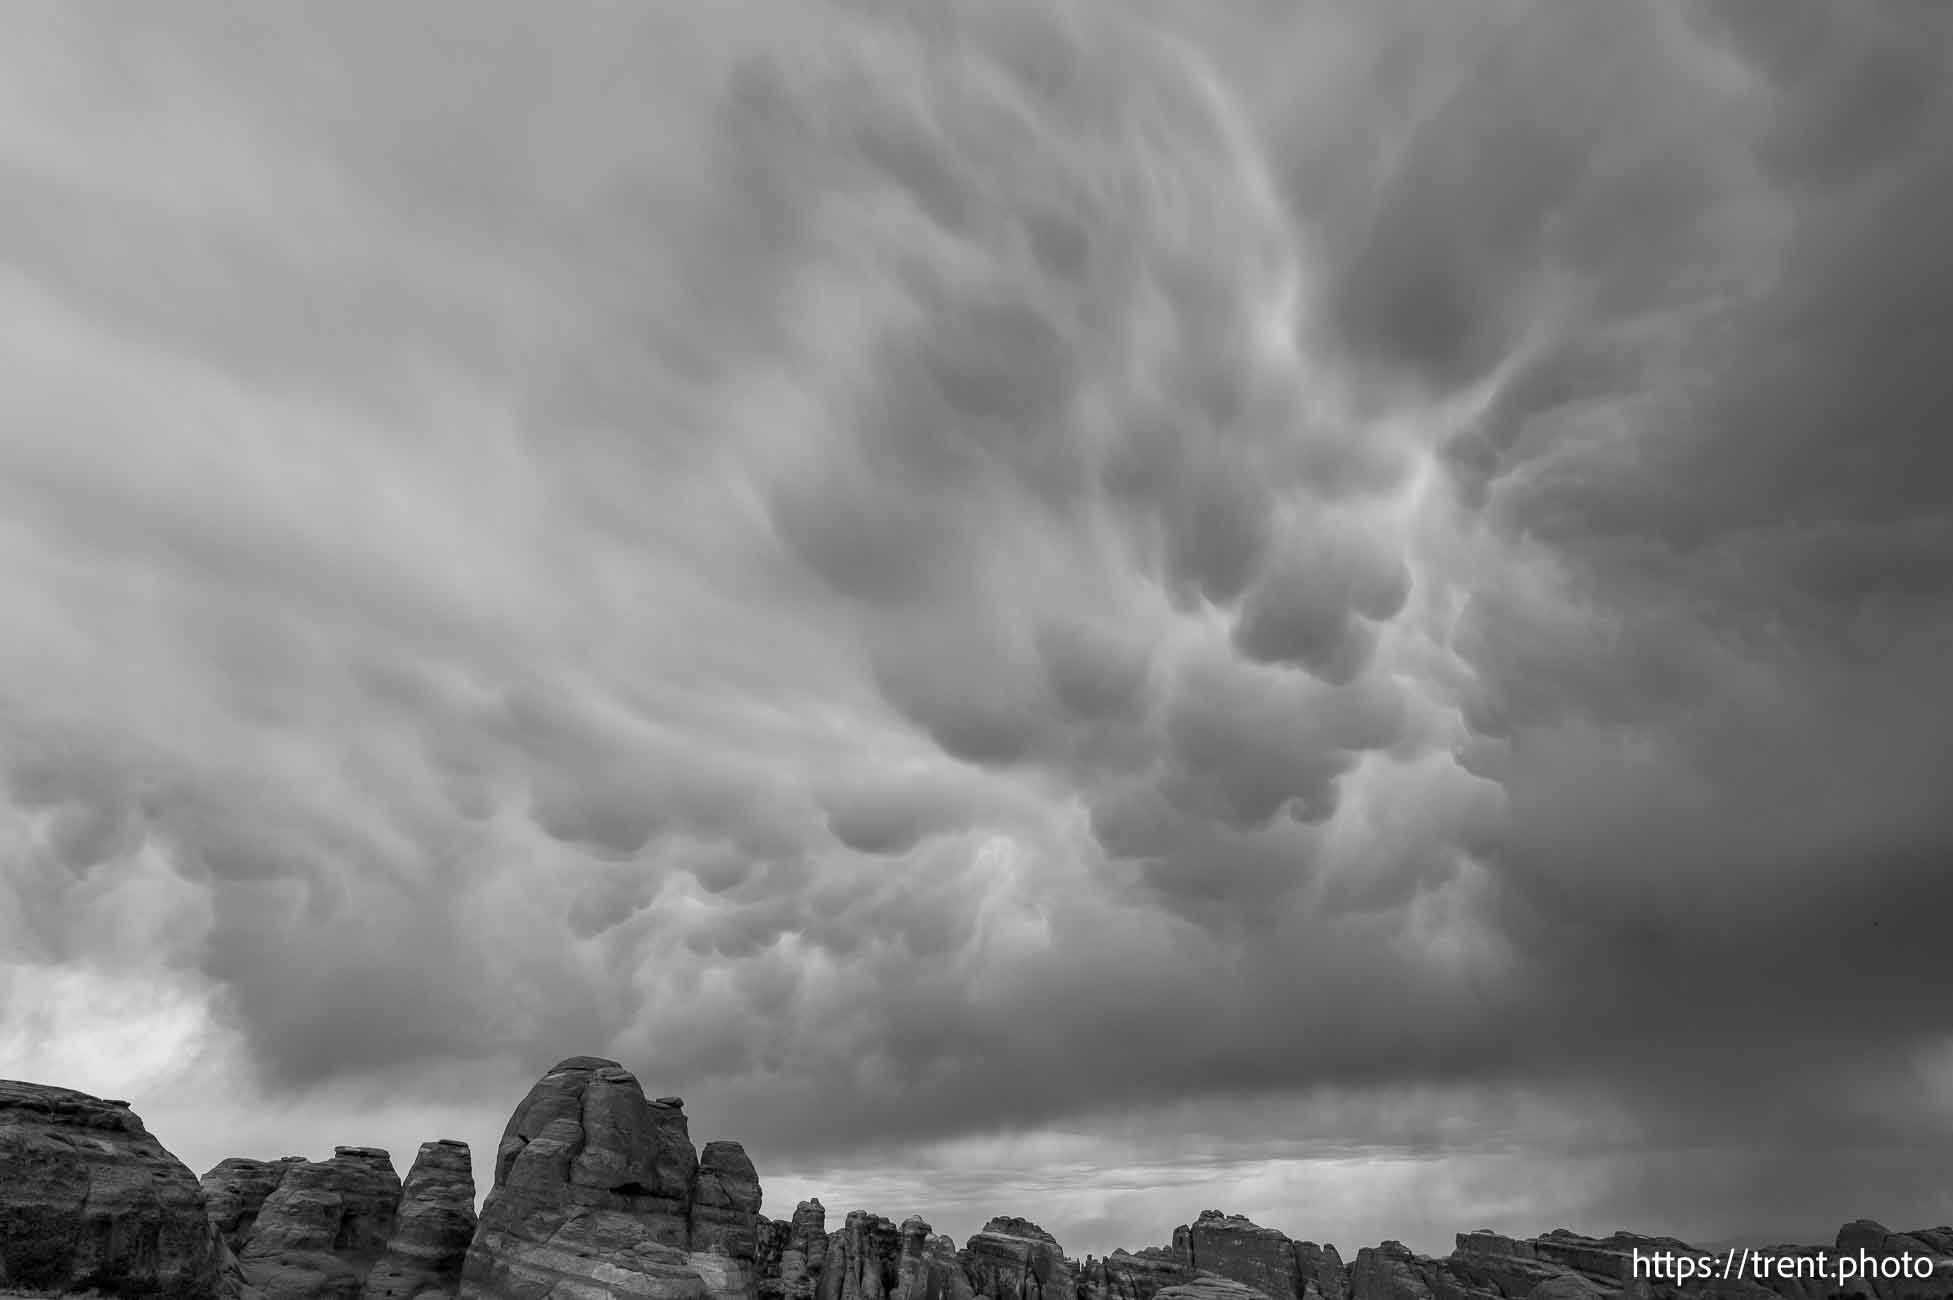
top-left (4, 0), bottom-right (1952, 1256)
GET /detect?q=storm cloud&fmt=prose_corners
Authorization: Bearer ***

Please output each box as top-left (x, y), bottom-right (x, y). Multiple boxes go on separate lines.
top-left (3, 0), bottom-right (1951, 1258)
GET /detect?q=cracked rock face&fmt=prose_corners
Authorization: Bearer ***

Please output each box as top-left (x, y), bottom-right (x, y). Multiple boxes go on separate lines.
top-left (359, 1140), bottom-right (478, 1300)
top-left (457, 1056), bottom-right (735, 1300)
top-left (236, 1146), bottom-right (403, 1300)
top-left (0, 1078), bottom-right (225, 1300)
top-left (203, 1156), bottom-right (310, 1253)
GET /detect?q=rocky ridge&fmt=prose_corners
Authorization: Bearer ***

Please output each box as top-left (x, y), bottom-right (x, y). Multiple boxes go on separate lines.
top-left (4, 1066), bottom-right (1951, 1300)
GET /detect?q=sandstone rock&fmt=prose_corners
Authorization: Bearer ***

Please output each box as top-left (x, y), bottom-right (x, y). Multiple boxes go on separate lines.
top-left (359, 1140), bottom-right (478, 1300)
top-left (897, 1216), bottom-right (974, 1300)
top-left (1822, 1221), bottom-right (1953, 1300)
top-left (961, 1216), bottom-right (1074, 1300)
top-left (818, 1209), bottom-right (905, 1300)
top-left (1294, 1243), bottom-right (1349, 1300)
top-left (1525, 1277), bottom-right (1615, 1300)
top-left (693, 1142), bottom-right (763, 1256)
top-left (1079, 1247), bottom-right (1194, 1300)
top-left (204, 1156), bottom-right (309, 1252)
top-left (762, 1199), bottom-right (831, 1300)
top-left (1184, 1211), bottom-right (1305, 1300)
top-left (1349, 1242), bottom-right (1437, 1300)
top-left (0, 1079), bottom-right (225, 1300)
top-left (1154, 1278), bottom-right (1281, 1300)
top-left (237, 1146), bottom-right (403, 1300)
top-left (457, 1056), bottom-right (709, 1300)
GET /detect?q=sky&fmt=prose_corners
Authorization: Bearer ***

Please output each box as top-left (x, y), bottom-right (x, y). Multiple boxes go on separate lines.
top-left (3, 0), bottom-right (1952, 1264)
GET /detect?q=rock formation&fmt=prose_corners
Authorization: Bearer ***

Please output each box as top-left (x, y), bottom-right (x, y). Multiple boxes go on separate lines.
top-left (900, 1215), bottom-right (973, 1300)
top-left (204, 1156), bottom-right (311, 1253)
top-left (691, 1140), bottom-right (765, 1300)
top-left (0, 1079), bottom-right (226, 1300)
top-left (761, 1199), bottom-right (832, 1300)
top-left (815, 1209), bottom-right (904, 1300)
top-left (360, 1140), bottom-right (478, 1300)
top-left (235, 1146), bottom-right (403, 1300)
top-left (9, 1065), bottom-right (1953, 1300)
top-left (962, 1217), bottom-right (1075, 1300)
top-left (456, 1055), bottom-right (760, 1300)
top-left (1078, 1247), bottom-right (1192, 1300)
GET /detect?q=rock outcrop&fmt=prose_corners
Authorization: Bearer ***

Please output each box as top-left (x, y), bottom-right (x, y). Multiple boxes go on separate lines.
top-left (761, 1199), bottom-right (832, 1300)
top-left (204, 1156), bottom-right (310, 1253)
top-left (1078, 1247), bottom-right (1193, 1300)
top-left (0, 1079), bottom-right (227, 1300)
top-left (12, 1065), bottom-right (1953, 1300)
top-left (359, 1140), bottom-right (478, 1300)
top-left (1154, 1280), bottom-right (1279, 1300)
top-left (692, 1140), bottom-right (765, 1300)
top-left (456, 1055), bottom-right (762, 1300)
top-left (815, 1209), bottom-right (904, 1300)
top-left (235, 1146), bottom-right (403, 1300)
top-left (961, 1217), bottom-right (1075, 1300)
top-left (900, 1215), bottom-right (973, 1300)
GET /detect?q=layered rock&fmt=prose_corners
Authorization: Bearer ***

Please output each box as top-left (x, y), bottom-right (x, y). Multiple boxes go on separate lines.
top-left (237, 1146), bottom-right (403, 1300)
top-left (692, 1140), bottom-right (765, 1300)
top-left (457, 1055), bottom-right (760, 1300)
top-left (1078, 1247), bottom-right (1193, 1300)
top-left (761, 1199), bottom-right (832, 1300)
top-left (817, 1209), bottom-right (905, 1300)
top-left (961, 1216), bottom-right (1076, 1300)
top-left (360, 1140), bottom-right (477, 1300)
top-left (1155, 1280), bottom-right (1281, 1300)
top-left (204, 1156), bottom-right (310, 1252)
top-left (0, 1079), bottom-right (226, 1300)
top-left (900, 1215), bottom-right (974, 1300)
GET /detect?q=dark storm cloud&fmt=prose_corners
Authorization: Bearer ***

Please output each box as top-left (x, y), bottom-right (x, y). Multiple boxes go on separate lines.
top-left (3, 0), bottom-right (1952, 1248)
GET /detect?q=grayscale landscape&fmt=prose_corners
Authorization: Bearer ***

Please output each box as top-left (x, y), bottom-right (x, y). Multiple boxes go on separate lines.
top-left (3, 2), bottom-right (1950, 1299)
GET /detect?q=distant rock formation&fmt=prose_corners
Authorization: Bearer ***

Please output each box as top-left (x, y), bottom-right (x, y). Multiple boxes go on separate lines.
top-left (963, 1216), bottom-right (1076, 1300)
top-left (0, 1078), bottom-right (226, 1300)
top-left (455, 1055), bottom-right (762, 1300)
top-left (236, 1146), bottom-right (403, 1300)
top-left (761, 1198), bottom-right (832, 1300)
top-left (359, 1140), bottom-right (477, 1300)
top-left (9, 1065), bottom-right (1953, 1300)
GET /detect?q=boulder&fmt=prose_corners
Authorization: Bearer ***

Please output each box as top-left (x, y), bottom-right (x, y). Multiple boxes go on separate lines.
top-left (0, 1078), bottom-right (225, 1300)
top-left (360, 1140), bottom-right (478, 1300)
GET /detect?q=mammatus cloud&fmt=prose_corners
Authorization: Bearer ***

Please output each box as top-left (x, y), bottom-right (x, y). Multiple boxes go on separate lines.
top-left (3, 0), bottom-right (1951, 1256)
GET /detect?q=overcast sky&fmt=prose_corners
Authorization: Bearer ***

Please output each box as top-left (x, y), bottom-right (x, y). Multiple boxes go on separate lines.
top-left (4, 0), bottom-right (1952, 1263)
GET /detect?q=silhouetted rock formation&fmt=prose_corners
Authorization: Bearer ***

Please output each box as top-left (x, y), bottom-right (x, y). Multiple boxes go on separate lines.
top-left (359, 1140), bottom-right (477, 1300)
top-left (236, 1146), bottom-right (403, 1300)
top-left (456, 1055), bottom-right (762, 1300)
top-left (0, 1079), bottom-right (227, 1300)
